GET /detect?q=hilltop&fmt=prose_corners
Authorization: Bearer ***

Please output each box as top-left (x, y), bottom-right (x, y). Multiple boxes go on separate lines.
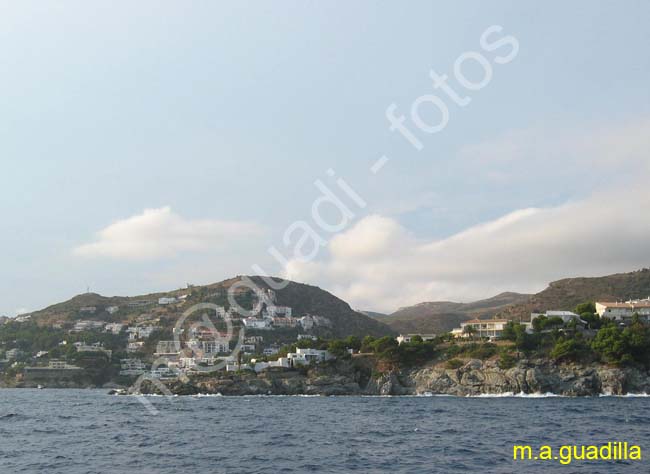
top-left (375, 292), bottom-right (531, 334)
top-left (27, 276), bottom-right (395, 339)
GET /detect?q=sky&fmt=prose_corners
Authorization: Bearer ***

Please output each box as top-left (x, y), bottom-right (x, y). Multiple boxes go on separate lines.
top-left (1, 0), bottom-right (649, 316)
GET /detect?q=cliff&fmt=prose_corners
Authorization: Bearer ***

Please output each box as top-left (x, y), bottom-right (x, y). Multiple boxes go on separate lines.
top-left (134, 357), bottom-right (650, 397)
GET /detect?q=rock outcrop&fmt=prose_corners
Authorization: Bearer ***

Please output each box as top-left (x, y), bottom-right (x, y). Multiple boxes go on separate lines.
top-left (133, 357), bottom-right (650, 397)
top-left (410, 359), bottom-right (650, 396)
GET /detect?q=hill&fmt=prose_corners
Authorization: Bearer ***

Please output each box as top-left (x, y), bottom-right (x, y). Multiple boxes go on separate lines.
top-left (497, 268), bottom-right (650, 321)
top-left (377, 292), bottom-right (531, 334)
top-left (377, 269), bottom-right (650, 333)
top-left (27, 276), bottom-right (395, 339)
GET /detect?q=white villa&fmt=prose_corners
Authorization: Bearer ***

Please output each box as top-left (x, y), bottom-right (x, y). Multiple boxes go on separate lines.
top-left (453, 319), bottom-right (512, 340)
top-left (596, 299), bottom-right (650, 321)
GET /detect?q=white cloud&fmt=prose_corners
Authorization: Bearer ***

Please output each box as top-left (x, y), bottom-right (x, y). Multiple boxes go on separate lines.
top-left (285, 120), bottom-right (650, 312)
top-left (73, 207), bottom-right (263, 260)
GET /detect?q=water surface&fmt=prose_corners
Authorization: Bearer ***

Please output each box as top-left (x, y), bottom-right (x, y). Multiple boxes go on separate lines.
top-left (1, 390), bottom-right (648, 473)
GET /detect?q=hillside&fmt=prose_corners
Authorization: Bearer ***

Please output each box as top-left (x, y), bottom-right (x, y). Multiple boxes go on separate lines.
top-left (27, 276), bottom-right (394, 339)
top-left (498, 268), bottom-right (650, 321)
top-left (378, 269), bottom-right (650, 334)
top-left (377, 292), bottom-right (531, 334)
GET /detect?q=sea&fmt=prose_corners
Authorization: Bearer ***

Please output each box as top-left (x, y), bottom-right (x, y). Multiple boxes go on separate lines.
top-left (1, 390), bottom-right (649, 474)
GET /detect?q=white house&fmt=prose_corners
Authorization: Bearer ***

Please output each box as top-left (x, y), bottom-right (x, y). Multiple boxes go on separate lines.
top-left (396, 334), bottom-right (437, 345)
top-left (454, 319), bottom-right (512, 339)
top-left (196, 340), bottom-right (229, 354)
top-left (531, 311), bottom-right (583, 323)
top-left (158, 297), bottom-right (178, 305)
top-left (596, 299), bottom-right (650, 321)
top-left (287, 348), bottom-right (332, 365)
top-left (242, 318), bottom-right (272, 330)
top-left (104, 323), bottom-right (124, 335)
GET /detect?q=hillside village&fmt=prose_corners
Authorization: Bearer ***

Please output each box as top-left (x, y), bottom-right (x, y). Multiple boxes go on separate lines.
top-left (1, 272), bottom-right (650, 392)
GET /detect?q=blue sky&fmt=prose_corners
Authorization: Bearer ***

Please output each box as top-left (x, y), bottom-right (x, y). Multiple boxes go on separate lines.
top-left (2, 1), bottom-right (650, 315)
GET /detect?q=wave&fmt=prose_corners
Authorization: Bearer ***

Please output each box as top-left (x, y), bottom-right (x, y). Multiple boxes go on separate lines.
top-left (599, 392), bottom-right (650, 398)
top-left (466, 392), bottom-right (563, 398)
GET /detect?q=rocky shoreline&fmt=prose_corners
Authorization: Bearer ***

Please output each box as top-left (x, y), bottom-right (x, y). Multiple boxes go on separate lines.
top-left (131, 358), bottom-right (650, 397)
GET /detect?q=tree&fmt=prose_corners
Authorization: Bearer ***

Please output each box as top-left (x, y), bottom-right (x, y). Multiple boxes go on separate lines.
top-left (327, 340), bottom-right (349, 358)
top-left (344, 336), bottom-right (362, 351)
top-left (575, 302), bottom-right (596, 315)
top-left (591, 326), bottom-right (629, 365)
top-left (463, 325), bottom-right (476, 341)
top-left (550, 337), bottom-right (591, 362)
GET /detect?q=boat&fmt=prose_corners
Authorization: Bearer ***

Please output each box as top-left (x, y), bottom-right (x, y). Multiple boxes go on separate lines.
top-left (37, 385), bottom-right (44, 390)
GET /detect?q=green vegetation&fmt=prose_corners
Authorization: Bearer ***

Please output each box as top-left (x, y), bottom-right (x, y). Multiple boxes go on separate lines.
top-left (499, 303), bottom-right (650, 367)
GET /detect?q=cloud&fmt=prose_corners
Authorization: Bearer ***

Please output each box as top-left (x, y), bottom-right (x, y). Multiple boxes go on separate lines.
top-left (285, 120), bottom-right (650, 312)
top-left (73, 207), bottom-right (263, 260)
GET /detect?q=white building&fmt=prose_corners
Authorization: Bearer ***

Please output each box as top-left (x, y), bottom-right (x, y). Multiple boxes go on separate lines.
top-left (150, 367), bottom-right (177, 379)
top-left (120, 359), bottom-right (147, 376)
top-left (596, 299), bottom-right (650, 321)
top-left (74, 342), bottom-right (112, 359)
top-left (271, 317), bottom-right (299, 328)
top-left (299, 316), bottom-right (314, 331)
top-left (396, 334), bottom-right (437, 345)
top-left (48, 360), bottom-right (80, 370)
top-left (197, 340), bottom-right (229, 354)
top-left (297, 334), bottom-right (317, 341)
top-left (240, 344), bottom-right (256, 353)
top-left (531, 311), bottom-right (583, 323)
top-left (5, 348), bottom-right (21, 360)
top-left (454, 319), bottom-right (511, 339)
top-left (155, 341), bottom-right (180, 356)
top-left (104, 323), bottom-right (124, 335)
top-left (71, 320), bottom-right (105, 332)
top-left (287, 348), bottom-right (332, 366)
top-left (263, 306), bottom-right (292, 319)
top-left (263, 347), bottom-right (280, 356)
top-left (127, 341), bottom-right (145, 353)
top-left (242, 318), bottom-right (272, 330)
top-left (106, 306), bottom-right (119, 315)
top-left (158, 297), bottom-right (178, 305)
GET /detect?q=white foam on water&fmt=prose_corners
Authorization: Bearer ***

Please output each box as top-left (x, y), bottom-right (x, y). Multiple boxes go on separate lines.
top-left (467, 392), bottom-right (563, 398)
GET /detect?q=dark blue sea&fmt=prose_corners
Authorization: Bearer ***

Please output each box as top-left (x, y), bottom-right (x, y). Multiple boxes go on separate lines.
top-left (1, 390), bottom-right (649, 473)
